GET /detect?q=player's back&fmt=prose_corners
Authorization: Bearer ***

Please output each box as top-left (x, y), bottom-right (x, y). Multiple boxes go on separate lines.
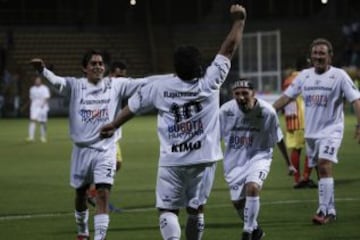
top-left (150, 74), bottom-right (223, 166)
top-left (128, 55), bottom-right (231, 166)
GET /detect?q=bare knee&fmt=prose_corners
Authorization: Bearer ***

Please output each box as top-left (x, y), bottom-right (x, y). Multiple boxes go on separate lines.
top-left (245, 182), bottom-right (261, 197)
top-left (317, 159), bottom-right (333, 178)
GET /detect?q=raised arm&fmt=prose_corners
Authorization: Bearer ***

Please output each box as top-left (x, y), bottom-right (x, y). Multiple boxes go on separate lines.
top-left (218, 4), bottom-right (246, 60)
top-left (30, 58), bottom-right (67, 88)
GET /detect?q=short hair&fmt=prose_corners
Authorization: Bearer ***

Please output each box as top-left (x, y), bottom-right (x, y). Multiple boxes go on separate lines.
top-left (310, 38), bottom-right (333, 56)
top-left (174, 45), bottom-right (203, 80)
top-left (110, 61), bottom-right (127, 73)
top-left (81, 49), bottom-right (108, 68)
top-left (231, 78), bottom-right (254, 90)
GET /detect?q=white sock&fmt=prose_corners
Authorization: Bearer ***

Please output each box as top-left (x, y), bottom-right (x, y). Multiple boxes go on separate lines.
top-left (75, 209), bottom-right (89, 236)
top-left (94, 214), bottom-right (109, 240)
top-left (28, 122), bottom-right (36, 139)
top-left (328, 193), bottom-right (336, 215)
top-left (243, 196), bottom-right (260, 233)
top-left (185, 213), bottom-right (204, 240)
top-left (159, 212), bottom-right (181, 240)
top-left (40, 123), bottom-right (46, 138)
top-left (318, 177), bottom-right (334, 215)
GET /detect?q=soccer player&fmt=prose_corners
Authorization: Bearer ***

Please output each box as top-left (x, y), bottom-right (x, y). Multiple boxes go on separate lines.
top-left (26, 76), bottom-right (50, 143)
top-left (99, 4), bottom-right (247, 240)
top-left (220, 79), bottom-right (296, 240)
top-left (30, 50), bottom-right (148, 240)
top-left (273, 38), bottom-right (360, 225)
top-left (282, 70), bottom-right (317, 188)
top-left (87, 61), bottom-right (128, 208)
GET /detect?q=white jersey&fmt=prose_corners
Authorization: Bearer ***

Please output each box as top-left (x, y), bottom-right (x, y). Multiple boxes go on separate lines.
top-left (284, 66), bottom-right (360, 139)
top-left (30, 84), bottom-right (50, 111)
top-left (128, 54), bottom-right (231, 167)
top-left (42, 68), bottom-right (148, 150)
top-left (220, 98), bottom-right (283, 176)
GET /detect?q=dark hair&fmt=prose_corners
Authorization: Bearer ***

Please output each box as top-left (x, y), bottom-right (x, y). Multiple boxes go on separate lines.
top-left (110, 61), bottom-right (127, 73)
top-left (174, 45), bottom-right (203, 80)
top-left (310, 38), bottom-right (334, 56)
top-left (81, 49), bottom-right (109, 68)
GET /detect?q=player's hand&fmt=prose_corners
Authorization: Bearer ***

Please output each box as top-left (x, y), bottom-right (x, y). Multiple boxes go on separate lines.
top-left (30, 58), bottom-right (45, 73)
top-left (100, 123), bottom-right (116, 138)
top-left (288, 165), bottom-right (297, 176)
top-left (230, 4), bottom-right (246, 21)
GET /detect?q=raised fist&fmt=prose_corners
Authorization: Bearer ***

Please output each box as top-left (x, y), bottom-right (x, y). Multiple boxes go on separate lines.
top-left (231, 4), bottom-right (246, 21)
top-left (29, 58), bottom-right (45, 74)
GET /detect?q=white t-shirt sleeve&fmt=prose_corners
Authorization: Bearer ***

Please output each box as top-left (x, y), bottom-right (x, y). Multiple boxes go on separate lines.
top-left (119, 77), bottom-right (149, 98)
top-left (284, 71), bottom-right (303, 99)
top-left (340, 70), bottom-right (360, 102)
top-left (42, 68), bottom-right (67, 86)
top-left (128, 81), bottom-right (157, 114)
top-left (268, 109), bottom-right (283, 144)
top-left (201, 54), bottom-right (231, 94)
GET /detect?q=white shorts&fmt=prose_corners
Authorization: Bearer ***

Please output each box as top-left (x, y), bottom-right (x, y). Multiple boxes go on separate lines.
top-left (70, 144), bottom-right (117, 189)
top-left (156, 162), bottom-right (217, 210)
top-left (305, 138), bottom-right (342, 168)
top-left (30, 106), bottom-right (48, 122)
top-left (225, 159), bottom-right (271, 201)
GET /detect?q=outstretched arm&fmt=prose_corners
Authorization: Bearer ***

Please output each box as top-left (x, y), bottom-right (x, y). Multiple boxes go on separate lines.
top-left (273, 95), bottom-right (293, 112)
top-left (218, 4), bottom-right (246, 60)
top-left (30, 58), bottom-right (67, 89)
top-left (277, 139), bottom-right (297, 176)
top-left (100, 106), bottom-right (135, 138)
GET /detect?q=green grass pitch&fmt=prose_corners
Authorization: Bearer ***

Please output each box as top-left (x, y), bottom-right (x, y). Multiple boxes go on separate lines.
top-left (0, 115), bottom-right (359, 239)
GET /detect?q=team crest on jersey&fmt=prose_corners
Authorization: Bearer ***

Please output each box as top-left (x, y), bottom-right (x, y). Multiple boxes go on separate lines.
top-left (315, 79), bottom-right (321, 85)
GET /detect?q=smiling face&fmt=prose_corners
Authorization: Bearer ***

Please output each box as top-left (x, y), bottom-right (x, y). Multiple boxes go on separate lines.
top-left (83, 54), bottom-right (106, 84)
top-left (232, 87), bottom-right (255, 111)
top-left (310, 43), bottom-right (332, 74)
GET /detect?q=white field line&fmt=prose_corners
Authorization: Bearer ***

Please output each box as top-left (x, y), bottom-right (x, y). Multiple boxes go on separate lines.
top-left (0, 197), bottom-right (358, 221)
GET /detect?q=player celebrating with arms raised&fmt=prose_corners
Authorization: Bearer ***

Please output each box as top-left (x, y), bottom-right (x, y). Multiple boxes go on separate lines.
top-left (30, 50), bottom-right (148, 240)
top-left (100, 4), bottom-right (247, 240)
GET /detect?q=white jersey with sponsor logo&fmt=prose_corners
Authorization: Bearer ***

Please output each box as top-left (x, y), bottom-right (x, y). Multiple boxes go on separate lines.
top-left (42, 68), bottom-right (147, 150)
top-left (284, 66), bottom-right (360, 139)
top-left (128, 54), bottom-right (231, 167)
top-left (30, 84), bottom-right (50, 111)
top-left (220, 98), bottom-right (283, 177)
